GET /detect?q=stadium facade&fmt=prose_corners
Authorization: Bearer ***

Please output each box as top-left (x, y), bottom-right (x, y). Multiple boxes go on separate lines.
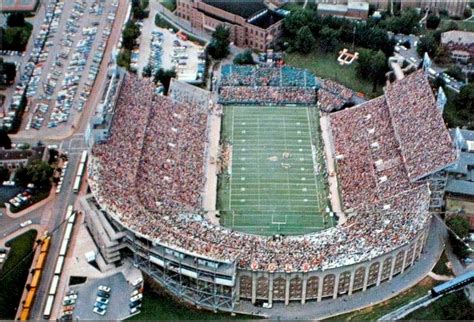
top-left (82, 65), bottom-right (455, 313)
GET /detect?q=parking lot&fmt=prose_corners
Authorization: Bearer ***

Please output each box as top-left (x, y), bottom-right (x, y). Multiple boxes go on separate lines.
top-left (67, 272), bottom-right (140, 320)
top-left (1, 0), bottom-right (118, 137)
top-left (136, 6), bottom-right (206, 83)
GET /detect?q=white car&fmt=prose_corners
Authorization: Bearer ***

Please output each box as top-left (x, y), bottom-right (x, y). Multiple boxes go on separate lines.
top-left (130, 289), bottom-right (141, 297)
top-left (98, 285), bottom-right (111, 293)
top-left (130, 293), bottom-right (143, 302)
top-left (129, 307), bottom-right (140, 314)
top-left (20, 220), bottom-right (32, 228)
top-left (96, 297), bottom-right (109, 305)
top-left (93, 307), bottom-right (106, 316)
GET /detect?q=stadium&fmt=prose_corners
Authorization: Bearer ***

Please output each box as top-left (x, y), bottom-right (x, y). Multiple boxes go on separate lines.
top-left (82, 64), bottom-right (457, 313)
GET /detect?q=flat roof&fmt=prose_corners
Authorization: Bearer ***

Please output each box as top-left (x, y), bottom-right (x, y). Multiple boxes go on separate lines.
top-left (248, 9), bottom-right (283, 29)
top-left (203, 0), bottom-right (267, 19)
top-left (1, 0), bottom-right (38, 12)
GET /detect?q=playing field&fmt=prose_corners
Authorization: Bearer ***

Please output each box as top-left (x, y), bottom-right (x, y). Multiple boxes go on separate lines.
top-left (218, 105), bottom-right (333, 236)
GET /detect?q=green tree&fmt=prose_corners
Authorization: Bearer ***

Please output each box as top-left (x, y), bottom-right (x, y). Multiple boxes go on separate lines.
top-left (0, 167), bottom-right (9, 182)
top-left (385, 8), bottom-right (420, 34)
top-left (2, 27), bottom-right (31, 51)
top-left (447, 215), bottom-right (471, 259)
top-left (207, 25), bottom-right (230, 60)
top-left (142, 64), bottom-right (153, 77)
top-left (283, 8), bottom-right (314, 36)
top-left (117, 49), bottom-right (131, 70)
top-left (319, 26), bottom-right (340, 53)
top-left (446, 215), bottom-right (470, 239)
top-left (0, 58), bottom-right (16, 86)
top-left (426, 15), bottom-right (441, 29)
top-left (0, 129), bottom-right (12, 149)
top-left (121, 21), bottom-right (141, 50)
top-left (233, 49), bottom-right (255, 65)
top-left (463, 7), bottom-right (472, 19)
top-left (154, 68), bottom-right (176, 95)
top-left (417, 33), bottom-right (438, 57)
top-left (7, 12), bottom-right (26, 28)
top-left (356, 49), bottom-right (387, 92)
top-left (294, 26), bottom-right (315, 54)
top-left (15, 160), bottom-right (53, 189)
top-left (452, 83), bottom-right (474, 127)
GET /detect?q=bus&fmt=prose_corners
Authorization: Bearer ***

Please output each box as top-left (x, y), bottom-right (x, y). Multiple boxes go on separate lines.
top-left (73, 175), bottom-right (81, 193)
top-left (43, 295), bottom-right (55, 319)
top-left (431, 270), bottom-right (474, 296)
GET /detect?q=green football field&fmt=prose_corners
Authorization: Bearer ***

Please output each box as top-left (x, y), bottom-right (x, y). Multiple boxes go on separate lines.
top-left (218, 105), bottom-right (334, 236)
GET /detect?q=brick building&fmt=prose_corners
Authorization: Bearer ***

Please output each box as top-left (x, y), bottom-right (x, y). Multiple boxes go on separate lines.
top-left (175, 0), bottom-right (285, 51)
top-left (441, 30), bottom-right (474, 63)
top-left (0, 0), bottom-right (39, 12)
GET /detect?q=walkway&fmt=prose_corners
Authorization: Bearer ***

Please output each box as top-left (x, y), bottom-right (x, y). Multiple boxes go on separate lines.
top-left (235, 218), bottom-right (446, 320)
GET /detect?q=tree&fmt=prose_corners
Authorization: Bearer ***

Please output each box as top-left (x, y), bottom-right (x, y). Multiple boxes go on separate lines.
top-left (142, 64), bottom-right (153, 77)
top-left (0, 129), bottom-right (12, 149)
top-left (319, 26), bottom-right (340, 53)
top-left (463, 7), bottom-right (472, 19)
top-left (7, 12), bottom-right (25, 28)
top-left (233, 50), bottom-right (255, 65)
top-left (294, 26), bottom-right (315, 54)
top-left (2, 27), bottom-right (31, 51)
top-left (356, 49), bottom-right (387, 92)
top-left (121, 21), bottom-right (140, 50)
top-left (0, 58), bottom-right (16, 86)
top-left (446, 216), bottom-right (470, 239)
top-left (283, 8), bottom-right (313, 36)
top-left (386, 8), bottom-right (420, 34)
top-left (0, 167), bottom-right (9, 182)
top-left (15, 160), bottom-right (53, 189)
top-left (116, 49), bottom-right (131, 70)
top-left (426, 15), bottom-right (441, 29)
top-left (452, 82), bottom-right (474, 127)
top-left (417, 33), bottom-right (438, 57)
top-left (154, 68), bottom-right (176, 95)
top-left (446, 215), bottom-right (471, 259)
top-left (207, 25), bottom-right (230, 60)
top-left (446, 65), bottom-right (464, 80)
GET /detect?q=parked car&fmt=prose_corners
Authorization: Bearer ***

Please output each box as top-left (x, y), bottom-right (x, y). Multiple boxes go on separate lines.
top-left (98, 285), bottom-right (111, 293)
top-left (93, 307), bottom-right (106, 316)
top-left (96, 297), bottom-right (109, 305)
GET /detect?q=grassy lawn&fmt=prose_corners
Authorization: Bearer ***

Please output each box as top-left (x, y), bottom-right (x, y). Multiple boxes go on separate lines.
top-left (403, 290), bottom-right (474, 320)
top-left (432, 251), bottom-right (453, 276)
top-left (128, 288), bottom-right (255, 320)
top-left (161, 0), bottom-right (177, 12)
top-left (0, 230), bottom-right (37, 319)
top-left (218, 105), bottom-right (332, 236)
top-left (439, 19), bottom-right (474, 32)
top-left (285, 51), bottom-right (383, 99)
top-left (324, 277), bottom-right (438, 321)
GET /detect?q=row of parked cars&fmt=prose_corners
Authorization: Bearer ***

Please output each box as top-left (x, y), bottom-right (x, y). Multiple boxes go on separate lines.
top-left (62, 289), bottom-right (78, 318)
top-left (93, 285), bottom-right (111, 315)
top-left (0, 50), bottom-right (25, 57)
top-left (27, 0), bottom-right (117, 131)
top-left (1, 0), bottom-right (65, 131)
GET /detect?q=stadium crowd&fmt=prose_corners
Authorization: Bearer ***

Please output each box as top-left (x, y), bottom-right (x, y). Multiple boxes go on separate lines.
top-left (220, 65), bottom-right (318, 88)
top-left (218, 87), bottom-right (317, 105)
top-left (384, 70), bottom-right (457, 180)
top-left (318, 79), bottom-right (354, 112)
top-left (87, 71), bottom-right (448, 273)
top-left (330, 71), bottom-right (456, 211)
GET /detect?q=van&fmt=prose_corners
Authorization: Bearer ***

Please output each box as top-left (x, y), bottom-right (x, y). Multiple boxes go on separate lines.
top-left (131, 278), bottom-right (143, 287)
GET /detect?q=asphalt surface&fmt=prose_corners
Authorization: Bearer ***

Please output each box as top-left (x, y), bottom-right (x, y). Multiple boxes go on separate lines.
top-left (71, 272), bottom-right (134, 320)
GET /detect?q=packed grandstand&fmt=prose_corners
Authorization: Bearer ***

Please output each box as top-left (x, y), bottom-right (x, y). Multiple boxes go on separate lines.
top-left (88, 67), bottom-right (456, 274)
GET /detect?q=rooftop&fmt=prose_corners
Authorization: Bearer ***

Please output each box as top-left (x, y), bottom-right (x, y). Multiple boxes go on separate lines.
top-left (441, 30), bottom-right (474, 44)
top-left (203, 0), bottom-right (267, 19)
top-left (248, 9), bottom-right (284, 29)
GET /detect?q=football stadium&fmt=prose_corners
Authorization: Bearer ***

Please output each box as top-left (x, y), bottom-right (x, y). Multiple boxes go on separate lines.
top-left (82, 64), bottom-right (457, 313)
